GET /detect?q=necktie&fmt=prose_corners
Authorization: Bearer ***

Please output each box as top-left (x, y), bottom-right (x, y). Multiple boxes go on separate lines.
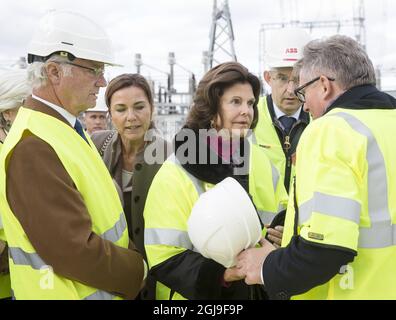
top-left (279, 116), bottom-right (296, 134)
top-left (74, 119), bottom-right (90, 145)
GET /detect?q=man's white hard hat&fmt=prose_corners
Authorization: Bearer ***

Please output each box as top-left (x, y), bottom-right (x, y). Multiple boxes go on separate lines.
top-left (264, 27), bottom-right (311, 69)
top-left (27, 10), bottom-right (121, 66)
top-left (188, 177), bottom-right (262, 268)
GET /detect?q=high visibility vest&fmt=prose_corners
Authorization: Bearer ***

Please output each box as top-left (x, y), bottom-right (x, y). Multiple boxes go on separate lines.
top-left (144, 142), bottom-right (288, 300)
top-left (283, 108), bottom-right (396, 300)
top-left (0, 141), bottom-right (11, 299)
top-left (0, 272), bottom-right (10, 300)
top-left (0, 107), bottom-right (129, 300)
top-left (253, 97), bottom-right (308, 192)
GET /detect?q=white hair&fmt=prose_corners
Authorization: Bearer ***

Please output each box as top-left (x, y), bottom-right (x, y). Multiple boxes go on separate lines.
top-left (27, 55), bottom-right (72, 90)
top-left (0, 69), bottom-right (31, 112)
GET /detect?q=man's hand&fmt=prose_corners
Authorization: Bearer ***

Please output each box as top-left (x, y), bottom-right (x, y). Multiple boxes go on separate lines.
top-left (265, 224), bottom-right (284, 248)
top-left (237, 238), bottom-right (276, 285)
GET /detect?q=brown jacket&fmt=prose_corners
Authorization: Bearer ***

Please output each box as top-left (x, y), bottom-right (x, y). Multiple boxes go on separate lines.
top-left (6, 96), bottom-right (144, 299)
top-left (91, 129), bottom-right (171, 261)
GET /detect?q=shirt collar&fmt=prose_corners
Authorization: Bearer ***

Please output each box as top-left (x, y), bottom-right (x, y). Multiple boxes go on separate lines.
top-left (32, 94), bottom-right (77, 127)
top-left (273, 101), bottom-right (301, 120)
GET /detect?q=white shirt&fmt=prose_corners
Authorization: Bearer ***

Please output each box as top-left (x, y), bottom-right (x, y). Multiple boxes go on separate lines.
top-left (273, 102), bottom-right (301, 122)
top-left (32, 94), bottom-right (77, 127)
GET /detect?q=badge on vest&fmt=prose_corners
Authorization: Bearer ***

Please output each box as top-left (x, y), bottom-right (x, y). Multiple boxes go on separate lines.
top-left (308, 232), bottom-right (324, 241)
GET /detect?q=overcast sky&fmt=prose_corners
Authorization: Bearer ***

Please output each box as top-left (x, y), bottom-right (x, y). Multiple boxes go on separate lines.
top-left (1, 0), bottom-right (395, 90)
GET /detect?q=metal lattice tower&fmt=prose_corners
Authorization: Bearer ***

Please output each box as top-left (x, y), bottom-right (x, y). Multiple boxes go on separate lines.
top-left (204, 0), bottom-right (237, 72)
top-left (258, 0), bottom-right (367, 78)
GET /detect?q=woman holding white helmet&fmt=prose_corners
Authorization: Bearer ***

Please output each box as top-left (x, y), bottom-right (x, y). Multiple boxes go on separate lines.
top-left (144, 62), bottom-right (288, 300)
top-left (0, 69), bottom-right (30, 146)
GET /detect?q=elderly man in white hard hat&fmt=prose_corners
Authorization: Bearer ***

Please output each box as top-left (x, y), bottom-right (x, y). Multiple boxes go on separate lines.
top-left (254, 28), bottom-right (311, 194)
top-left (83, 89), bottom-right (108, 136)
top-left (0, 10), bottom-right (145, 300)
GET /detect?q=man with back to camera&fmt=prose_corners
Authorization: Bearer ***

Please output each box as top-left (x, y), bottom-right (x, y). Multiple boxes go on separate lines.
top-left (238, 35), bottom-right (396, 300)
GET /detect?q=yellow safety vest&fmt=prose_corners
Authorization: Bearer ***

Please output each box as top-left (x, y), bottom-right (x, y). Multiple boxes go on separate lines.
top-left (0, 107), bottom-right (129, 300)
top-left (144, 142), bottom-right (288, 300)
top-left (0, 141), bottom-right (11, 299)
top-left (253, 97), bottom-right (309, 192)
top-left (283, 108), bottom-right (396, 300)
top-left (0, 267), bottom-right (10, 299)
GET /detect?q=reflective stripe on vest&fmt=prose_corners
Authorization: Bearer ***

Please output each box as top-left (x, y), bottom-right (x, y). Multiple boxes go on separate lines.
top-left (101, 214), bottom-right (127, 243)
top-left (144, 228), bottom-right (195, 251)
top-left (9, 247), bottom-right (116, 300)
top-left (9, 212), bottom-right (126, 269)
top-left (299, 192), bottom-right (361, 225)
top-left (270, 162), bottom-right (280, 193)
top-left (258, 210), bottom-right (277, 225)
top-left (299, 112), bottom-right (393, 249)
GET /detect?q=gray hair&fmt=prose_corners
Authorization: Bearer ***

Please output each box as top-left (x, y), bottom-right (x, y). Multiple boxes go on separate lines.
top-left (28, 55), bottom-right (72, 89)
top-left (299, 35), bottom-right (376, 90)
top-left (0, 69), bottom-right (31, 112)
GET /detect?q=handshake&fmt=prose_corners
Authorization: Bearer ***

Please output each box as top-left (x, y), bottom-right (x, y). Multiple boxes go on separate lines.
top-left (223, 225), bottom-right (283, 285)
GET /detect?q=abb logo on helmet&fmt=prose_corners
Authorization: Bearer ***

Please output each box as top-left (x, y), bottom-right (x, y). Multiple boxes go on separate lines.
top-left (285, 48), bottom-right (298, 54)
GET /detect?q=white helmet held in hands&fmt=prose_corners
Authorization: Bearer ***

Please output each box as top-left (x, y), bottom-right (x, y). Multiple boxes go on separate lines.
top-left (188, 177), bottom-right (262, 268)
top-left (27, 10), bottom-right (120, 66)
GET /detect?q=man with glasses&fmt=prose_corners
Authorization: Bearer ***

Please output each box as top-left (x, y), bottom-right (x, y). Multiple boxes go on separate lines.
top-left (0, 10), bottom-right (145, 300)
top-left (254, 28), bottom-right (311, 194)
top-left (238, 35), bottom-right (396, 299)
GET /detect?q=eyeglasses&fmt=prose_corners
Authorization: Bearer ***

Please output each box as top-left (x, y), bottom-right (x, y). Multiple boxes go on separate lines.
top-left (271, 73), bottom-right (299, 87)
top-left (294, 76), bottom-right (335, 103)
top-left (63, 62), bottom-right (105, 77)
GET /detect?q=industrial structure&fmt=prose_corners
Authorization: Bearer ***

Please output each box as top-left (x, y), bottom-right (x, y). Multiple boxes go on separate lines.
top-left (203, 0), bottom-right (237, 72)
top-left (259, 0), bottom-right (367, 92)
top-left (0, 0), bottom-right (395, 139)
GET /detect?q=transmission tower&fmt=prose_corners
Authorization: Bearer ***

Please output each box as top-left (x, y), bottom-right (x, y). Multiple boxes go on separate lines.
top-left (204, 0), bottom-right (237, 72)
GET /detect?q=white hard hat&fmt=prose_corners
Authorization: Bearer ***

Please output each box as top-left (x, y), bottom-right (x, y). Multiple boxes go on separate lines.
top-left (264, 27), bottom-right (311, 69)
top-left (27, 10), bottom-right (120, 66)
top-left (86, 89), bottom-right (108, 113)
top-left (188, 177), bottom-right (262, 268)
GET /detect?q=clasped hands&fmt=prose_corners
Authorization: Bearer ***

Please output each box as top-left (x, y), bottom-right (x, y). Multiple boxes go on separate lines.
top-left (223, 225), bottom-right (283, 285)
